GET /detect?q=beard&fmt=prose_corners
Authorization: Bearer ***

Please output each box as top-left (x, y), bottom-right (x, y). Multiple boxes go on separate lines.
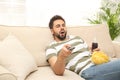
top-left (57, 33), bottom-right (66, 40)
top-left (54, 30), bottom-right (67, 41)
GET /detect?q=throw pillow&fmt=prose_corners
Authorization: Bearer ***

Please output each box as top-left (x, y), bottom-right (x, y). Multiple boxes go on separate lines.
top-left (0, 34), bottom-right (37, 80)
top-left (0, 65), bottom-right (17, 80)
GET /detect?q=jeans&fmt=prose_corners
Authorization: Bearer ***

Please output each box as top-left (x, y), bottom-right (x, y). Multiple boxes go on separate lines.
top-left (81, 59), bottom-right (120, 80)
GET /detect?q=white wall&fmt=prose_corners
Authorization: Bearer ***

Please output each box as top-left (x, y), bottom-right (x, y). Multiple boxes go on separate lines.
top-left (26, 0), bottom-right (101, 27)
top-left (0, 0), bottom-right (25, 26)
top-left (0, 0), bottom-right (101, 26)
top-left (114, 36), bottom-right (120, 42)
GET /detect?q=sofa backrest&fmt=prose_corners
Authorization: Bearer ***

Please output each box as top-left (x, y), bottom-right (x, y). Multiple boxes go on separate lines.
top-left (67, 24), bottom-right (116, 57)
top-left (0, 25), bottom-right (52, 66)
top-left (0, 24), bottom-right (116, 67)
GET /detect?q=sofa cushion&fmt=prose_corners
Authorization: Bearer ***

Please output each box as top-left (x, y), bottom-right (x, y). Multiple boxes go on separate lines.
top-left (26, 66), bottom-right (84, 80)
top-left (0, 34), bottom-right (37, 80)
top-left (68, 24), bottom-right (116, 57)
top-left (0, 66), bottom-right (17, 80)
top-left (0, 26), bottom-right (52, 67)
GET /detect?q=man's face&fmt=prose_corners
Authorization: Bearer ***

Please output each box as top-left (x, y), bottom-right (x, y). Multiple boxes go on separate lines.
top-left (51, 19), bottom-right (67, 41)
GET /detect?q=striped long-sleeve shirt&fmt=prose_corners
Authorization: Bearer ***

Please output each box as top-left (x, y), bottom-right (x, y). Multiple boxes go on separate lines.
top-left (45, 35), bottom-right (94, 75)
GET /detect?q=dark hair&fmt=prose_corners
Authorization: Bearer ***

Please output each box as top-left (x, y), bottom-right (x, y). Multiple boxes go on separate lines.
top-left (49, 15), bottom-right (65, 29)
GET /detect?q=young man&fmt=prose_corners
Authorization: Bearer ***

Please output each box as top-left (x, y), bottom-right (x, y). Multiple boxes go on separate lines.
top-left (45, 15), bottom-right (120, 80)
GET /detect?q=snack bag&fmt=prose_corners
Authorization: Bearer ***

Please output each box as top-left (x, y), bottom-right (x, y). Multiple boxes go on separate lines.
top-left (91, 51), bottom-right (110, 65)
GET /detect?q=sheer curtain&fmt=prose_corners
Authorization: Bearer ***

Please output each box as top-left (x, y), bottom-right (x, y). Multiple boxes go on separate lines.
top-left (0, 0), bottom-right (25, 26)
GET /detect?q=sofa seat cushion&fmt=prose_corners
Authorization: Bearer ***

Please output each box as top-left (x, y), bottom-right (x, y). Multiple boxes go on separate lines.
top-left (0, 66), bottom-right (17, 80)
top-left (26, 66), bottom-right (84, 80)
top-left (0, 34), bottom-right (37, 80)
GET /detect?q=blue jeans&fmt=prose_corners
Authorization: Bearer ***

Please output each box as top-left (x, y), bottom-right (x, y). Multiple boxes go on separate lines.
top-left (81, 59), bottom-right (120, 80)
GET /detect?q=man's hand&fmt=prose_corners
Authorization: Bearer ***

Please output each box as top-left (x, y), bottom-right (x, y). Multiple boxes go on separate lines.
top-left (48, 44), bottom-right (72, 75)
top-left (58, 44), bottom-right (72, 59)
top-left (89, 47), bottom-right (100, 53)
top-left (92, 48), bottom-right (100, 52)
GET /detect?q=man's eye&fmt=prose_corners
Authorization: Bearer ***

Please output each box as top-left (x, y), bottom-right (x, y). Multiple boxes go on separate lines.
top-left (56, 24), bottom-right (60, 28)
top-left (62, 24), bottom-right (65, 27)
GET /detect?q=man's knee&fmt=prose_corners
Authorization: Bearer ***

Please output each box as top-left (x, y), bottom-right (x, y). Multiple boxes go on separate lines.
top-left (81, 70), bottom-right (95, 79)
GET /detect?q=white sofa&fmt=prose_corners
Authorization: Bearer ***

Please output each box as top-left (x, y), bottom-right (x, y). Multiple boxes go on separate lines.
top-left (0, 24), bottom-right (120, 80)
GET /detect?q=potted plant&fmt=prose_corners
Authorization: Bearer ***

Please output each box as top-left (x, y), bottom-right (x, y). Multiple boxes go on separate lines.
top-left (88, 1), bottom-right (120, 40)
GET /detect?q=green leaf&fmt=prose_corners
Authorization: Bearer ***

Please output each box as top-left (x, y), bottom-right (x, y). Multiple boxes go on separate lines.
top-left (87, 1), bottom-right (120, 40)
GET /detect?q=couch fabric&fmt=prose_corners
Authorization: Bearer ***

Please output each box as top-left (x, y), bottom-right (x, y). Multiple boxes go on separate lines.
top-left (0, 24), bottom-right (120, 80)
top-left (0, 66), bottom-right (17, 80)
top-left (0, 34), bottom-right (37, 80)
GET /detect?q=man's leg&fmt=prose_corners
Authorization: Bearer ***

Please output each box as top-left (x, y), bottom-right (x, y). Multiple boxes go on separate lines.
top-left (81, 59), bottom-right (120, 80)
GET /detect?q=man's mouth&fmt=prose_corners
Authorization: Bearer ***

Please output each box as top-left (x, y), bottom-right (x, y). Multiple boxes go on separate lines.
top-left (61, 31), bottom-right (64, 34)
top-left (60, 30), bottom-right (65, 34)
top-left (60, 31), bottom-right (65, 35)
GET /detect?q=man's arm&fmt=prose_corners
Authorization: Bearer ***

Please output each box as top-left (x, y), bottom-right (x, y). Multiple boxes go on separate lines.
top-left (48, 44), bottom-right (72, 76)
top-left (48, 56), bottom-right (66, 75)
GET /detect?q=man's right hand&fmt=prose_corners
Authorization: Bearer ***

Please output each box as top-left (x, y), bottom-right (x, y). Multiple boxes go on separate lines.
top-left (48, 44), bottom-right (72, 75)
top-left (58, 44), bottom-right (72, 60)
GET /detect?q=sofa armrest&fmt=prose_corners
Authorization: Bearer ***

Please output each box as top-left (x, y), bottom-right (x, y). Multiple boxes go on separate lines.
top-left (112, 41), bottom-right (120, 58)
top-left (0, 65), bottom-right (17, 80)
